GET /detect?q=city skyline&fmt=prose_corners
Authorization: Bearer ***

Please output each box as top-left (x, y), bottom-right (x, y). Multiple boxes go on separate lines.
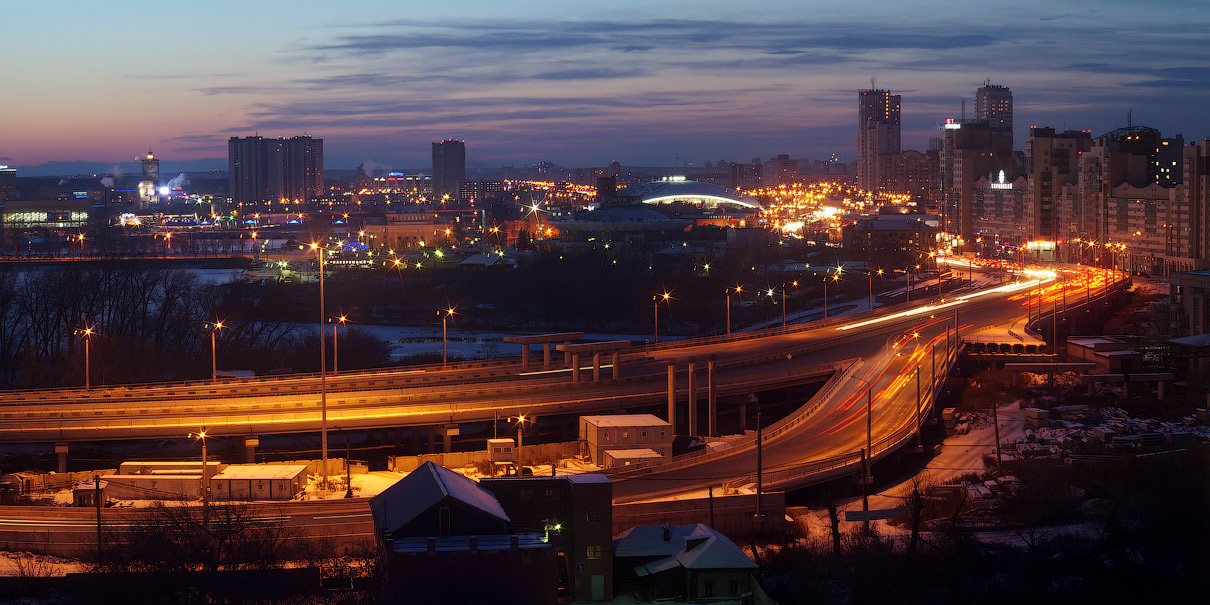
top-left (3, 0), bottom-right (1209, 172)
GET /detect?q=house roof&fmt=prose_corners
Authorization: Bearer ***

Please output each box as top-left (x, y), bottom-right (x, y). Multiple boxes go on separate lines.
top-left (613, 523), bottom-right (757, 576)
top-left (370, 462), bottom-right (510, 535)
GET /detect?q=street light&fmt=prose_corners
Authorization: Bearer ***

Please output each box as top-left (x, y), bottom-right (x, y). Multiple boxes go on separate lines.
top-left (309, 241), bottom-right (330, 489)
top-left (868, 269), bottom-right (883, 311)
top-left (823, 274), bottom-right (840, 319)
top-left (187, 427), bottom-right (210, 508)
top-left (331, 315), bottom-right (347, 375)
top-left (653, 292), bottom-right (671, 344)
top-left (513, 415), bottom-right (529, 448)
top-left (726, 286), bottom-right (743, 335)
top-left (207, 321), bottom-right (224, 381)
top-left (333, 426), bottom-right (354, 498)
top-left (73, 326), bottom-right (94, 389)
top-left (441, 307), bottom-right (456, 365)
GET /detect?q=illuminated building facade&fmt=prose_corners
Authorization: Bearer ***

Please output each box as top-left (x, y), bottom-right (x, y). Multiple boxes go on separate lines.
top-left (857, 89), bottom-right (901, 192)
top-left (228, 135), bottom-right (324, 206)
top-left (972, 170), bottom-right (1030, 251)
top-left (137, 151), bottom-right (160, 208)
top-left (432, 138), bottom-right (466, 200)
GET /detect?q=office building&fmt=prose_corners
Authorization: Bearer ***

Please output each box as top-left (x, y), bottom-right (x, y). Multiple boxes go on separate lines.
top-left (228, 135), bottom-right (324, 206)
top-left (432, 139), bottom-right (466, 200)
top-left (857, 89), bottom-right (901, 192)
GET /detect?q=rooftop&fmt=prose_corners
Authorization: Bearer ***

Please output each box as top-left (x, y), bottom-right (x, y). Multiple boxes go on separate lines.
top-left (582, 414), bottom-right (671, 428)
top-left (212, 464), bottom-right (308, 480)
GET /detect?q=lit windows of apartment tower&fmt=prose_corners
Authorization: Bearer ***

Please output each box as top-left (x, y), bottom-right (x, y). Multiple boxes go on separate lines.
top-left (227, 136), bottom-right (323, 206)
top-left (975, 82), bottom-right (1013, 155)
top-left (1026, 127), bottom-right (1091, 241)
top-left (432, 139), bottom-right (466, 201)
top-left (857, 89), bottom-right (901, 193)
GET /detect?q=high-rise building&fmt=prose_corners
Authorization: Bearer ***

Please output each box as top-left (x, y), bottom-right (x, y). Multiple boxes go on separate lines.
top-left (857, 89), bottom-right (901, 192)
top-left (228, 136), bottom-right (324, 206)
top-left (975, 83), bottom-right (1013, 154)
top-left (1026, 127), bottom-right (1091, 241)
top-left (763, 154), bottom-right (799, 186)
top-left (432, 139), bottom-right (466, 200)
top-left (0, 165), bottom-right (16, 202)
top-left (138, 151), bottom-right (161, 207)
top-left (938, 119), bottom-right (998, 239)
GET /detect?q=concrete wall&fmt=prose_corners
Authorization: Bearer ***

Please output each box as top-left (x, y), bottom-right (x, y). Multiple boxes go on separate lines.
top-left (389, 442), bottom-right (581, 473)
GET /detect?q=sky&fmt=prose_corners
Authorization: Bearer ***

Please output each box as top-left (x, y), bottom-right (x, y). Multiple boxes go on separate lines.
top-left (2, 0), bottom-right (1209, 173)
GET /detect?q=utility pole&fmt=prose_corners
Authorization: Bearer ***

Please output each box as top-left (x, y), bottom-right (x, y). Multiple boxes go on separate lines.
top-left (755, 401), bottom-right (763, 519)
top-left (94, 473), bottom-right (102, 565)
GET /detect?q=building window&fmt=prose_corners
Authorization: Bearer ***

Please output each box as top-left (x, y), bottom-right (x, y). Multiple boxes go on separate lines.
top-left (704, 580), bottom-right (714, 597)
top-left (729, 580), bottom-right (740, 595)
top-left (641, 431), bottom-right (647, 438)
top-left (587, 545), bottom-right (602, 559)
top-left (586, 510), bottom-right (602, 524)
top-left (520, 488), bottom-right (533, 502)
top-left (622, 431), bottom-right (629, 439)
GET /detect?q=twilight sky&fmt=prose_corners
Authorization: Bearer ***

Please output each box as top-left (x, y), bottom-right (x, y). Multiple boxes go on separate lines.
top-left (2, 0), bottom-right (1208, 172)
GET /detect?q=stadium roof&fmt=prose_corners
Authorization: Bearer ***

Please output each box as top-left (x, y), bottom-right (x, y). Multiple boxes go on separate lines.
top-left (619, 177), bottom-right (760, 209)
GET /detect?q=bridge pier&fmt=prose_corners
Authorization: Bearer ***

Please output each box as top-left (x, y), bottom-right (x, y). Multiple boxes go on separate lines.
top-left (55, 442), bottom-right (69, 474)
top-left (243, 437), bottom-right (259, 463)
top-left (543, 343), bottom-right (552, 369)
top-left (592, 352), bottom-right (601, 383)
top-left (520, 345), bottom-right (531, 371)
top-left (688, 358), bottom-right (698, 436)
top-left (612, 351), bottom-right (621, 379)
top-left (436, 424), bottom-right (460, 453)
top-left (571, 353), bottom-right (582, 383)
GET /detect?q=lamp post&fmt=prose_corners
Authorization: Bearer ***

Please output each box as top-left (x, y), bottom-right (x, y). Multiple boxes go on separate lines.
top-left (515, 415), bottom-right (527, 448)
top-left (653, 292), bottom-right (670, 344)
top-left (309, 242), bottom-right (329, 489)
top-left (726, 286), bottom-right (742, 335)
top-left (823, 274), bottom-right (839, 319)
top-left (74, 327), bottom-right (94, 389)
top-left (331, 315), bottom-right (347, 375)
top-left (188, 427), bottom-right (209, 508)
top-left (442, 307), bottom-right (456, 365)
top-left (334, 426), bottom-right (354, 498)
top-left (868, 269), bottom-right (882, 311)
top-left (207, 321), bottom-right (224, 381)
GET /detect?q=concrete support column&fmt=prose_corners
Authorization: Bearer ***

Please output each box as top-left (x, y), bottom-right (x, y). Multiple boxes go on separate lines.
top-left (688, 358), bottom-right (698, 436)
top-left (571, 353), bottom-right (581, 383)
top-left (1158, 380), bottom-right (1165, 401)
top-left (410, 427), bottom-right (420, 454)
top-left (55, 442), bottom-right (69, 474)
top-left (564, 341), bottom-right (572, 366)
top-left (441, 424), bottom-right (459, 453)
top-left (592, 352), bottom-right (601, 383)
top-left (520, 345), bottom-right (531, 371)
top-left (667, 362), bottom-right (677, 433)
top-left (612, 351), bottom-right (621, 379)
top-left (428, 427), bottom-right (439, 453)
top-left (243, 437), bottom-right (259, 464)
top-left (708, 357), bottom-right (717, 437)
top-left (543, 343), bottom-right (552, 369)
top-left (738, 402), bottom-right (747, 431)
top-left (395, 427), bottom-right (403, 448)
